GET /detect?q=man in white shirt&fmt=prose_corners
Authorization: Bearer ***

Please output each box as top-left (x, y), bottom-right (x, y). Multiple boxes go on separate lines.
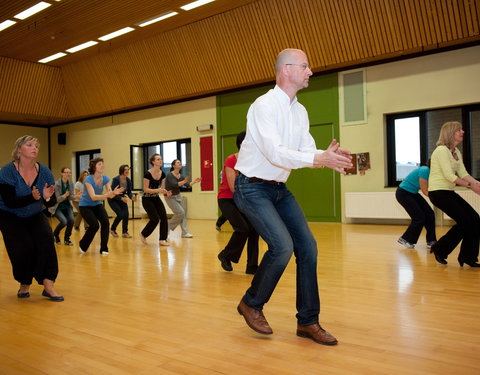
top-left (234, 48), bottom-right (352, 345)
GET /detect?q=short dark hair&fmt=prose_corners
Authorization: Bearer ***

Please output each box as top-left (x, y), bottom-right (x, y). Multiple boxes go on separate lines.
top-left (88, 157), bottom-right (103, 175)
top-left (236, 131), bottom-right (246, 150)
top-left (119, 164), bottom-right (129, 175)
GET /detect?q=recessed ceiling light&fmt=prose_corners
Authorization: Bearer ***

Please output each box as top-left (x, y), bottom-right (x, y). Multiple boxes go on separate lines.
top-left (181, 0), bottom-right (215, 11)
top-left (0, 20), bottom-right (16, 32)
top-left (66, 41), bottom-right (99, 53)
top-left (38, 52), bottom-right (67, 64)
top-left (14, 2), bottom-right (52, 20)
top-left (137, 11), bottom-right (179, 27)
top-left (98, 27), bottom-right (135, 41)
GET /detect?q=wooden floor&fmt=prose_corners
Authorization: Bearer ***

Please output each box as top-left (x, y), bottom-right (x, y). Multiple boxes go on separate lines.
top-left (0, 219), bottom-right (479, 375)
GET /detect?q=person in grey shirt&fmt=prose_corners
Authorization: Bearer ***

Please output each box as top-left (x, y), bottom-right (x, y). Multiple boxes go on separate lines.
top-left (164, 159), bottom-right (201, 238)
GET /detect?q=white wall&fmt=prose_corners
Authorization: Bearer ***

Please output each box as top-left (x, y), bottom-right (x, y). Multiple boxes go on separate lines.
top-left (341, 45), bottom-right (480, 221)
top-left (49, 96), bottom-right (218, 220)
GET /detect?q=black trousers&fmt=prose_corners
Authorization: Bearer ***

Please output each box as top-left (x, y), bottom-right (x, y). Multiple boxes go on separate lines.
top-left (79, 205), bottom-right (110, 253)
top-left (108, 198), bottom-right (129, 233)
top-left (0, 209), bottom-right (59, 285)
top-left (429, 190), bottom-right (480, 262)
top-left (141, 196), bottom-right (168, 240)
top-left (218, 198), bottom-right (259, 269)
top-left (216, 214), bottom-right (227, 228)
top-left (395, 187), bottom-right (436, 244)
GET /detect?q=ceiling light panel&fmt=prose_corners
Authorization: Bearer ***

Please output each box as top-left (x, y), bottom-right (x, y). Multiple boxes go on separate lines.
top-left (181, 0), bottom-right (215, 11)
top-left (14, 2), bottom-right (52, 20)
top-left (98, 27), bottom-right (135, 41)
top-left (66, 41), bottom-right (98, 53)
top-left (137, 11), bottom-right (179, 27)
top-left (0, 20), bottom-right (16, 32)
top-left (38, 52), bottom-right (67, 64)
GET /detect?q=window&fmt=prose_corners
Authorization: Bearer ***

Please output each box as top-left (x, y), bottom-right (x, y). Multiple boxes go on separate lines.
top-left (75, 149), bottom-right (101, 181)
top-left (130, 138), bottom-right (192, 191)
top-left (386, 104), bottom-right (479, 186)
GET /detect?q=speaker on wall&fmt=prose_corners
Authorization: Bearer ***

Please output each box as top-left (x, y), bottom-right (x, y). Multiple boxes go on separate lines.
top-left (58, 132), bottom-right (66, 145)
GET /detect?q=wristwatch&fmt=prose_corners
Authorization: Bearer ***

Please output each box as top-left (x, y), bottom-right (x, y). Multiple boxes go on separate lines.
top-left (467, 182), bottom-right (472, 188)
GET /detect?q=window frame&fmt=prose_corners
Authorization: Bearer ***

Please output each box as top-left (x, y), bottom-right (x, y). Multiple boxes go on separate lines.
top-left (130, 138), bottom-right (192, 191)
top-left (75, 149), bottom-right (101, 181)
top-left (386, 104), bottom-right (480, 187)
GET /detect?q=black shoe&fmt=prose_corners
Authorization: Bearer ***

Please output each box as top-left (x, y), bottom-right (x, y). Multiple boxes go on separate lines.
top-left (245, 265), bottom-right (258, 275)
top-left (64, 240), bottom-right (74, 246)
top-left (430, 245), bottom-right (447, 265)
top-left (17, 290), bottom-right (30, 298)
top-left (217, 252), bottom-right (233, 271)
top-left (54, 235), bottom-right (61, 244)
top-left (458, 259), bottom-right (480, 267)
top-left (42, 289), bottom-right (64, 302)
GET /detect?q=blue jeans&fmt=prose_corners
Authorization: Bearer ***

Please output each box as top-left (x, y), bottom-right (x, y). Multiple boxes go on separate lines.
top-left (234, 173), bottom-right (320, 326)
top-left (108, 198), bottom-right (129, 233)
top-left (53, 205), bottom-right (74, 242)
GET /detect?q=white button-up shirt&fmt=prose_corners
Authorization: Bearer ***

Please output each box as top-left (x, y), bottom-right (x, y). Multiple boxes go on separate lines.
top-left (235, 85), bottom-right (324, 183)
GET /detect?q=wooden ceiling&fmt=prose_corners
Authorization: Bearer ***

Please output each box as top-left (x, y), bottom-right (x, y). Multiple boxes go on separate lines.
top-left (1, 0), bottom-right (479, 126)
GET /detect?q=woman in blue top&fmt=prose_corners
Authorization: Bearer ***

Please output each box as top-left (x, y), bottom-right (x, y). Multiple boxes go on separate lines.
top-left (0, 135), bottom-right (63, 301)
top-left (79, 158), bottom-right (124, 254)
top-left (395, 161), bottom-right (436, 249)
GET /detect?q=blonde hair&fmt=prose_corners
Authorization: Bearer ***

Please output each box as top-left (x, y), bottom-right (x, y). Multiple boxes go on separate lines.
top-left (11, 135), bottom-right (39, 161)
top-left (436, 121), bottom-right (462, 148)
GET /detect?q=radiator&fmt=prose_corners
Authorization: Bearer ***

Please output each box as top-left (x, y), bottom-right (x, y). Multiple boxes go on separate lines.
top-left (345, 190), bottom-right (479, 219)
top-left (345, 192), bottom-right (411, 219)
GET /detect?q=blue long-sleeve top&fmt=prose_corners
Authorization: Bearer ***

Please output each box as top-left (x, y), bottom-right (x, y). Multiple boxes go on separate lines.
top-left (0, 162), bottom-right (56, 218)
top-left (110, 175), bottom-right (133, 200)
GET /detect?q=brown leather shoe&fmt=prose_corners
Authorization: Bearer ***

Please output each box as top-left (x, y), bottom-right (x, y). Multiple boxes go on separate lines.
top-left (237, 300), bottom-right (273, 335)
top-left (297, 323), bottom-right (338, 345)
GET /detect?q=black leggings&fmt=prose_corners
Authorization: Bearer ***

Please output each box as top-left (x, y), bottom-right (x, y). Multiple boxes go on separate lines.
top-left (141, 196), bottom-right (168, 240)
top-left (79, 204), bottom-right (110, 253)
top-left (218, 198), bottom-right (259, 268)
top-left (395, 187), bottom-right (436, 244)
top-left (0, 210), bottom-right (59, 285)
top-left (429, 190), bottom-right (480, 262)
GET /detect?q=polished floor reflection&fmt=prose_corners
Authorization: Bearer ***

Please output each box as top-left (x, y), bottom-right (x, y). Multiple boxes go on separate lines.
top-left (0, 220), bottom-right (479, 374)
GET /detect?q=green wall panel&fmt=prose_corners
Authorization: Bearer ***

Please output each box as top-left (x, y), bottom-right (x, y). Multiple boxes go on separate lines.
top-left (216, 73), bottom-right (340, 222)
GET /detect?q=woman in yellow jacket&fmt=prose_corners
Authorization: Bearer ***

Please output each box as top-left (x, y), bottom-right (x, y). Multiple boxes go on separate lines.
top-left (428, 121), bottom-right (480, 267)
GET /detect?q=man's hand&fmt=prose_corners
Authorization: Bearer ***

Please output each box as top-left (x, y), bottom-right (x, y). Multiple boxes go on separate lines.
top-left (313, 139), bottom-right (353, 174)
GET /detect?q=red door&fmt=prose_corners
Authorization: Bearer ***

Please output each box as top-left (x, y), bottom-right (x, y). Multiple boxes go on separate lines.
top-left (199, 135), bottom-right (213, 191)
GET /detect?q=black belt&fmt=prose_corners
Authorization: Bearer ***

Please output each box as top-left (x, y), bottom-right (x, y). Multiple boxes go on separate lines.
top-left (248, 177), bottom-right (283, 185)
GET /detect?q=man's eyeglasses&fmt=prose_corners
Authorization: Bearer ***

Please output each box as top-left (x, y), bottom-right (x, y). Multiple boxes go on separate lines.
top-left (285, 63), bottom-right (310, 70)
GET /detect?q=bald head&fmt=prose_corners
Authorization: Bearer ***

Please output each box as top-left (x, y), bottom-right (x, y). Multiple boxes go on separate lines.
top-left (274, 49), bottom-right (307, 74)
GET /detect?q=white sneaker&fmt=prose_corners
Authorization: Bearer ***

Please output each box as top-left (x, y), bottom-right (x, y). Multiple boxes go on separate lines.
top-left (397, 237), bottom-right (415, 249)
top-left (182, 233), bottom-right (193, 238)
top-left (159, 240), bottom-right (170, 246)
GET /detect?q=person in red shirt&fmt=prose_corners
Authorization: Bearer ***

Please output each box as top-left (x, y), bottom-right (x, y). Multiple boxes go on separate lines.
top-left (217, 131), bottom-right (259, 274)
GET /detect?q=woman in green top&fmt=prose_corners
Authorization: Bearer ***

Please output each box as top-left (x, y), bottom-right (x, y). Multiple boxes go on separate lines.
top-left (428, 121), bottom-right (480, 267)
